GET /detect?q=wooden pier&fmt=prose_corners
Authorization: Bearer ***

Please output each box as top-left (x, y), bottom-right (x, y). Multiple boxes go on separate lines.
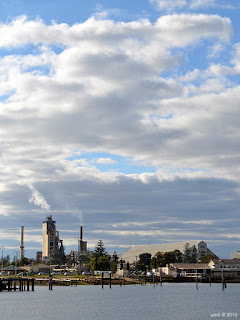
top-left (0, 278), bottom-right (35, 292)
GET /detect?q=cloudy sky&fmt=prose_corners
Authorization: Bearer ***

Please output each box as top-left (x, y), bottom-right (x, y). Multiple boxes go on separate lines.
top-left (0, 0), bottom-right (240, 259)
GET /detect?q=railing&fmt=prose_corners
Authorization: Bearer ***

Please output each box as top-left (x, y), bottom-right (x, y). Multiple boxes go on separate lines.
top-left (180, 272), bottom-right (203, 278)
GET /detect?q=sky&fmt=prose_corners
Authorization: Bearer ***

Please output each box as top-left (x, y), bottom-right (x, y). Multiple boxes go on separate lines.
top-left (0, 0), bottom-right (240, 260)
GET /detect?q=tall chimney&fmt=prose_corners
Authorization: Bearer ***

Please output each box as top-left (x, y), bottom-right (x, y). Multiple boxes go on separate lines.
top-left (20, 226), bottom-right (24, 260)
top-left (80, 226), bottom-right (83, 241)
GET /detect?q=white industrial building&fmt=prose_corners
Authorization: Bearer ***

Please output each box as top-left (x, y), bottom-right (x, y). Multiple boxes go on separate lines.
top-left (121, 240), bottom-right (215, 264)
top-left (42, 215), bottom-right (64, 260)
top-left (231, 251), bottom-right (240, 260)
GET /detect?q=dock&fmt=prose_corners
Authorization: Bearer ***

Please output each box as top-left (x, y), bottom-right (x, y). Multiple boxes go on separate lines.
top-left (0, 278), bottom-right (35, 292)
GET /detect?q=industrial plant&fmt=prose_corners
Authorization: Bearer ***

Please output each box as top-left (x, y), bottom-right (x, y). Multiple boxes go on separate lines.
top-left (2, 215), bottom-right (238, 282)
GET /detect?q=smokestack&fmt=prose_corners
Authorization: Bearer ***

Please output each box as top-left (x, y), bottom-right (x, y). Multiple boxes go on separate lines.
top-left (80, 226), bottom-right (83, 241)
top-left (20, 226), bottom-right (24, 260)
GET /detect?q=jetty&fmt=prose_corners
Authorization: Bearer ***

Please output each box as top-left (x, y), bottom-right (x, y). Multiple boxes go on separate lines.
top-left (0, 278), bottom-right (35, 292)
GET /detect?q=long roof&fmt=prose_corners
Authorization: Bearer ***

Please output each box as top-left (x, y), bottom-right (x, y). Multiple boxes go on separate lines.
top-left (121, 240), bottom-right (210, 263)
top-left (170, 263), bottom-right (209, 269)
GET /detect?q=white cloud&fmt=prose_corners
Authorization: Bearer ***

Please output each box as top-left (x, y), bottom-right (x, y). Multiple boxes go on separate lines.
top-left (0, 14), bottom-right (239, 258)
top-left (208, 42), bottom-right (226, 59)
top-left (150, 0), bottom-right (236, 11)
top-left (150, 0), bottom-right (187, 11)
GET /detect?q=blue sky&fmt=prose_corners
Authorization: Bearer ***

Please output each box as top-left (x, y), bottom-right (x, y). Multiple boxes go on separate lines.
top-left (0, 0), bottom-right (240, 260)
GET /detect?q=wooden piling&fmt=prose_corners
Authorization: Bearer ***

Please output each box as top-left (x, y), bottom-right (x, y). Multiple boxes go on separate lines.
top-left (195, 270), bottom-right (198, 290)
top-left (222, 271), bottom-right (224, 291)
top-left (49, 275), bottom-right (53, 290)
top-left (27, 279), bottom-right (30, 291)
top-left (101, 272), bottom-right (104, 288)
top-left (32, 278), bottom-right (34, 291)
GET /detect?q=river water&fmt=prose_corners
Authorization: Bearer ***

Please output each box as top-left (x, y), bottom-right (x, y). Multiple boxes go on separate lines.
top-left (0, 283), bottom-right (239, 320)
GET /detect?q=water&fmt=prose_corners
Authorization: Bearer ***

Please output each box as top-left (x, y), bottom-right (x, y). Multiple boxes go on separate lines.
top-left (0, 283), bottom-right (239, 320)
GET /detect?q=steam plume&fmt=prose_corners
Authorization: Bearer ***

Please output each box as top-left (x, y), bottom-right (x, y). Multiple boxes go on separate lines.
top-left (28, 184), bottom-right (51, 211)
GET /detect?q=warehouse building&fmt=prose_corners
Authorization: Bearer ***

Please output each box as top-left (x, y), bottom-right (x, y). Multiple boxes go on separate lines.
top-left (121, 240), bottom-right (215, 264)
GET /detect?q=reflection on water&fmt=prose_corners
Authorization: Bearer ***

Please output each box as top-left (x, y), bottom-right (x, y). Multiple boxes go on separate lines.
top-left (0, 283), bottom-right (239, 320)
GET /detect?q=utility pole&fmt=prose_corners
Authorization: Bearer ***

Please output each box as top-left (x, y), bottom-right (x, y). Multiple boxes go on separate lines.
top-left (15, 251), bottom-right (18, 277)
top-left (1, 247), bottom-right (5, 280)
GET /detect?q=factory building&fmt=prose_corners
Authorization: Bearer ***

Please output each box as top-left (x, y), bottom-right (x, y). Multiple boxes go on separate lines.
top-left (121, 240), bottom-right (215, 264)
top-left (42, 215), bottom-right (64, 260)
top-left (231, 251), bottom-right (240, 259)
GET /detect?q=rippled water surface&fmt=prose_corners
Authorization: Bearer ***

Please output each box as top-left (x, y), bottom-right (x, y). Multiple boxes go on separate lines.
top-left (0, 283), bottom-right (239, 320)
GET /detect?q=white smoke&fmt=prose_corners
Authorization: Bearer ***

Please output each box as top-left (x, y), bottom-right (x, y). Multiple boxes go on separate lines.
top-left (28, 184), bottom-right (51, 211)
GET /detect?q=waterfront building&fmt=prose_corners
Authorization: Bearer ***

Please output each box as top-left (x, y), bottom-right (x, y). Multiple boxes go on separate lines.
top-left (160, 259), bottom-right (240, 279)
top-left (208, 258), bottom-right (240, 270)
top-left (1, 265), bottom-right (25, 275)
top-left (160, 263), bottom-right (210, 278)
top-left (42, 215), bottom-right (64, 260)
top-left (121, 240), bottom-right (215, 264)
top-left (208, 258), bottom-right (240, 279)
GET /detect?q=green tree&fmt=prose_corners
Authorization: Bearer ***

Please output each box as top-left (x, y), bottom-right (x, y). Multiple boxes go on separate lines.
top-left (136, 263), bottom-right (146, 271)
top-left (136, 253), bottom-right (151, 270)
top-left (174, 250), bottom-right (182, 263)
top-left (183, 243), bottom-right (191, 263)
top-left (18, 257), bottom-right (30, 266)
top-left (110, 261), bottom-right (118, 273)
top-left (151, 252), bottom-right (163, 268)
top-left (2, 255), bottom-right (10, 267)
top-left (139, 253), bottom-right (151, 266)
top-left (112, 251), bottom-right (118, 262)
top-left (201, 254), bottom-right (219, 263)
top-left (151, 250), bottom-right (183, 268)
top-left (90, 256), bottom-right (110, 271)
top-left (163, 251), bottom-right (177, 265)
top-left (94, 240), bottom-right (108, 257)
top-left (190, 247), bottom-right (198, 263)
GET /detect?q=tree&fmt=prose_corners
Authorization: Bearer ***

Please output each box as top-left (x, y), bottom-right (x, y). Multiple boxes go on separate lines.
top-left (163, 251), bottom-right (177, 265)
top-left (18, 257), bottom-right (30, 266)
top-left (112, 251), bottom-right (118, 262)
top-left (153, 251), bottom-right (164, 267)
top-left (90, 256), bottom-right (110, 271)
top-left (90, 241), bottom-right (110, 270)
top-left (151, 250), bottom-right (182, 268)
top-left (94, 240), bottom-right (108, 257)
top-left (201, 254), bottom-right (219, 263)
top-left (2, 255), bottom-right (10, 267)
top-left (183, 243), bottom-right (191, 263)
top-left (136, 263), bottom-right (146, 271)
top-left (120, 258), bottom-right (123, 270)
top-left (136, 253), bottom-right (151, 271)
top-left (190, 247), bottom-right (198, 263)
top-left (110, 261), bottom-right (118, 273)
top-left (174, 250), bottom-right (182, 263)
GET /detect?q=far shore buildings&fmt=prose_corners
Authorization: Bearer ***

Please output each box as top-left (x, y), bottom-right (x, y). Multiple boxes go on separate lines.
top-left (160, 258), bottom-right (240, 279)
top-left (121, 240), bottom-right (215, 264)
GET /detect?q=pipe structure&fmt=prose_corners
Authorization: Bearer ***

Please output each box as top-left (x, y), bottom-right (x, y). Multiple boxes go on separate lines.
top-left (20, 226), bottom-right (24, 260)
top-left (80, 226), bottom-right (83, 241)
